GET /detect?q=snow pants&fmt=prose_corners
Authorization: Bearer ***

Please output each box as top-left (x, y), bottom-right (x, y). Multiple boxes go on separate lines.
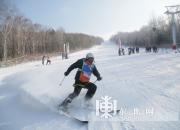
top-left (68, 81), bottom-right (97, 100)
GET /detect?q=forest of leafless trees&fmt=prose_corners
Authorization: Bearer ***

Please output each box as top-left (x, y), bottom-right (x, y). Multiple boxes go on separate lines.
top-left (0, 0), bottom-right (103, 63)
top-left (110, 13), bottom-right (180, 48)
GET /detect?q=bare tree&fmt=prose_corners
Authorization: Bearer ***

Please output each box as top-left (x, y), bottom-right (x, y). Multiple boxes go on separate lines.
top-left (0, 1), bottom-right (103, 64)
top-left (1, 16), bottom-right (13, 61)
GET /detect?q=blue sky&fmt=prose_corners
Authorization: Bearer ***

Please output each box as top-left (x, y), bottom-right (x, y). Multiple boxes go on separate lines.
top-left (16, 0), bottom-right (179, 40)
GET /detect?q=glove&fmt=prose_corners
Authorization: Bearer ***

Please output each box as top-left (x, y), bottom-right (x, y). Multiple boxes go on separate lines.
top-left (64, 71), bottom-right (68, 76)
top-left (97, 76), bottom-right (102, 81)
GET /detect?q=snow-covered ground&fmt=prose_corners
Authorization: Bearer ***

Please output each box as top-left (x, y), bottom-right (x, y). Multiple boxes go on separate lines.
top-left (0, 41), bottom-right (180, 130)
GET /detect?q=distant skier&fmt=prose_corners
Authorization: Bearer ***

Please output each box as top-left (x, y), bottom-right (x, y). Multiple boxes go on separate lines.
top-left (60, 53), bottom-right (102, 107)
top-left (122, 48), bottom-right (125, 55)
top-left (135, 47), bottom-right (139, 53)
top-left (128, 47), bottom-right (131, 55)
top-left (42, 55), bottom-right (46, 65)
top-left (118, 48), bottom-right (125, 56)
top-left (153, 46), bottom-right (158, 53)
top-left (118, 48), bottom-right (122, 56)
top-left (46, 57), bottom-right (51, 65)
top-left (132, 47), bottom-right (135, 54)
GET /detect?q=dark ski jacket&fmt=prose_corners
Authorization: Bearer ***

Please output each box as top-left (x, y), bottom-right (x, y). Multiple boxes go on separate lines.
top-left (65, 58), bottom-right (101, 83)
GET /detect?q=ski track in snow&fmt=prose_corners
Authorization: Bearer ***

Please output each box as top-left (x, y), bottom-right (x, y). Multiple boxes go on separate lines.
top-left (0, 41), bottom-right (180, 130)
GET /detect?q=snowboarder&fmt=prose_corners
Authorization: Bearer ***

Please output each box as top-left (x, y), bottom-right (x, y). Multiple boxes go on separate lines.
top-left (60, 52), bottom-right (102, 107)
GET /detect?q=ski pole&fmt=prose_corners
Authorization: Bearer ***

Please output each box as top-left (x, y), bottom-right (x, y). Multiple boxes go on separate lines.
top-left (59, 76), bottom-right (66, 86)
top-left (93, 79), bottom-right (98, 84)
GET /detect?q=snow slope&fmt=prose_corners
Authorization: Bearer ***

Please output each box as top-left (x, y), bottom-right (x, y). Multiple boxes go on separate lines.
top-left (0, 42), bottom-right (180, 130)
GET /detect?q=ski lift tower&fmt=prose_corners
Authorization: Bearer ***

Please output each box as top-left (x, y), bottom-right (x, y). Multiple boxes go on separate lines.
top-left (165, 5), bottom-right (180, 50)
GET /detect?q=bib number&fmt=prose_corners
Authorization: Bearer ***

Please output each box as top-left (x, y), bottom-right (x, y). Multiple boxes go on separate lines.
top-left (79, 63), bottom-right (92, 83)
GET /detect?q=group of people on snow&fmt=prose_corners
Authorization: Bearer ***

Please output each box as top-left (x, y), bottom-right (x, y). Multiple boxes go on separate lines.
top-left (42, 55), bottom-right (51, 65)
top-left (118, 47), bottom-right (140, 56)
top-left (145, 46), bottom-right (158, 53)
top-left (118, 46), bottom-right (158, 56)
top-left (128, 47), bottom-right (139, 55)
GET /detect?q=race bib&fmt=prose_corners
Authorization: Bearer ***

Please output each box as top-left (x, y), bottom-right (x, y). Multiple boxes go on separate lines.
top-left (79, 63), bottom-right (93, 83)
